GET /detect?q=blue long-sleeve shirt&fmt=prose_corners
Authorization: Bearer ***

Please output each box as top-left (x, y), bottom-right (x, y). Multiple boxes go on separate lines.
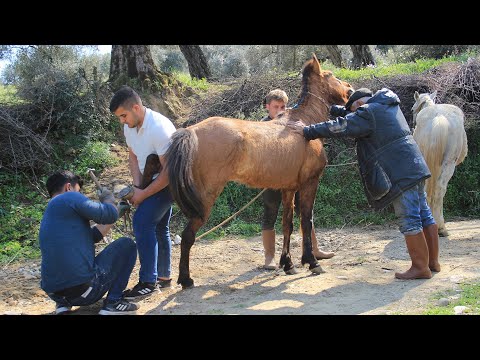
top-left (39, 191), bottom-right (118, 293)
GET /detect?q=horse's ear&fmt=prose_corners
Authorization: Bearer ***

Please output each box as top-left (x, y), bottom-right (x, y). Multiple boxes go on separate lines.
top-left (312, 53), bottom-right (321, 72)
top-left (431, 90), bottom-right (437, 101)
top-left (414, 91), bottom-right (419, 100)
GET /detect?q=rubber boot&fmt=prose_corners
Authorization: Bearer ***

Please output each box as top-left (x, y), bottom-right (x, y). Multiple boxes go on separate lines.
top-left (262, 229), bottom-right (277, 270)
top-left (423, 224), bottom-right (441, 272)
top-left (311, 229), bottom-right (335, 260)
top-left (395, 232), bottom-right (432, 280)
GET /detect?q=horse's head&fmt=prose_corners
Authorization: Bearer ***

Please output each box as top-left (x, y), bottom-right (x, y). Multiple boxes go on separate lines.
top-left (412, 90), bottom-right (436, 127)
top-left (293, 54), bottom-right (354, 124)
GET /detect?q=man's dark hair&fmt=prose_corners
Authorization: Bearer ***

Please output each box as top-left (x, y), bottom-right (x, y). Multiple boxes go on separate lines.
top-left (109, 85), bottom-right (142, 112)
top-left (46, 170), bottom-right (83, 198)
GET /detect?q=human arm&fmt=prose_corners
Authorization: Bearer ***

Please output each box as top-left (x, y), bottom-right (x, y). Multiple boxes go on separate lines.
top-left (72, 192), bottom-right (119, 225)
top-left (91, 224), bottom-right (114, 243)
top-left (287, 106), bottom-right (375, 141)
top-left (129, 154), bottom-right (168, 206)
top-left (128, 147), bottom-right (143, 187)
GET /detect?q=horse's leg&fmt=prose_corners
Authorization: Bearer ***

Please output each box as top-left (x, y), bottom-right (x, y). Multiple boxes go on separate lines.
top-left (177, 184), bottom-right (225, 289)
top-left (279, 190), bottom-right (296, 274)
top-left (140, 154), bottom-right (162, 189)
top-left (178, 216), bottom-right (205, 289)
top-left (299, 178), bottom-right (323, 274)
top-left (435, 161), bottom-right (456, 237)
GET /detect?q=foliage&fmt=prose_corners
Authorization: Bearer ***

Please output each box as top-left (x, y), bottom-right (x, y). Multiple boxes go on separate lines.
top-left (69, 141), bottom-right (119, 175)
top-left (0, 173), bottom-right (45, 263)
top-left (173, 72), bottom-right (209, 91)
top-left (327, 55), bottom-right (467, 82)
top-left (0, 85), bottom-right (24, 105)
top-left (159, 51), bottom-right (188, 73)
top-left (424, 279), bottom-right (480, 315)
top-left (443, 127), bottom-right (480, 218)
top-left (0, 45), bottom-right (118, 173)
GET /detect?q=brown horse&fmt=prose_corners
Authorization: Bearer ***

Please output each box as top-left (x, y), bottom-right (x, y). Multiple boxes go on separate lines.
top-left (166, 54), bottom-right (354, 289)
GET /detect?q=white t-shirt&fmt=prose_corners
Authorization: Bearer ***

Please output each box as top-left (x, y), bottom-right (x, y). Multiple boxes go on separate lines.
top-left (124, 107), bottom-right (176, 174)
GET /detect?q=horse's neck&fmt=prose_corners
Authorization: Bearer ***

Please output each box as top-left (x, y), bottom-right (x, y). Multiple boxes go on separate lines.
top-left (416, 98), bottom-right (435, 115)
top-left (287, 100), bottom-right (330, 126)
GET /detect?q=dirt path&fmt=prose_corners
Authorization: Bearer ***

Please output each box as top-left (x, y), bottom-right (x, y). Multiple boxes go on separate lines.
top-left (1, 218), bottom-right (479, 315)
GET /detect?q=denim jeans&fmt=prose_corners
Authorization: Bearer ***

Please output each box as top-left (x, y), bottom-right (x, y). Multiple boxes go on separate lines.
top-left (132, 187), bottom-right (173, 284)
top-left (392, 181), bottom-right (436, 235)
top-left (48, 237), bottom-right (137, 307)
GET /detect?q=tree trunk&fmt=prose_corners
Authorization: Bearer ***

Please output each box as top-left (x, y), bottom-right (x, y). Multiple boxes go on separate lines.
top-left (324, 45), bottom-right (344, 67)
top-left (109, 45), bottom-right (170, 89)
top-left (108, 45), bottom-right (181, 119)
top-left (179, 45), bottom-right (212, 80)
top-left (350, 45), bottom-right (376, 69)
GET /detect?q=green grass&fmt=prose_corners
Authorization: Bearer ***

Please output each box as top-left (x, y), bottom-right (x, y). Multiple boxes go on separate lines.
top-left (173, 71), bottom-right (209, 91)
top-left (423, 280), bottom-right (480, 315)
top-left (324, 54), bottom-right (471, 81)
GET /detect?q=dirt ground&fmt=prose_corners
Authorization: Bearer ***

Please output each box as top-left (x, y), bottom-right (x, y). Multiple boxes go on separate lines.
top-left (1, 218), bottom-right (479, 315)
top-left (1, 146), bottom-right (479, 315)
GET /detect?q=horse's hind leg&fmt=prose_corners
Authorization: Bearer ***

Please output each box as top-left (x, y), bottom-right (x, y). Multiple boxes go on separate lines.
top-left (435, 161), bottom-right (456, 236)
top-left (178, 216), bottom-right (204, 289)
top-left (177, 186), bottom-right (224, 289)
top-left (279, 190), bottom-right (296, 274)
top-left (299, 179), bottom-right (323, 274)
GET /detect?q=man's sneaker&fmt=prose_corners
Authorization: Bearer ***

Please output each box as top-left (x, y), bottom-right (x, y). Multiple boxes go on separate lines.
top-left (98, 299), bottom-right (138, 315)
top-left (157, 278), bottom-right (172, 289)
top-left (55, 304), bottom-right (72, 315)
top-left (123, 281), bottom-right (157, 300)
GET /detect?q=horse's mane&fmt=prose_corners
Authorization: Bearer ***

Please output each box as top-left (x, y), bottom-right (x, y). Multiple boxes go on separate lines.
top-left (272, 56), bottom-right (346, 126)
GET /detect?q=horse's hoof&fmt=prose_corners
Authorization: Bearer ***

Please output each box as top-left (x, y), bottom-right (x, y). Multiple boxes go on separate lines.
top-left (178, 278), bottom-right (194, 289)
top-left (285, 267), bottom-right (298, 275)
top-left (310, 265), bottom-right (325, 274)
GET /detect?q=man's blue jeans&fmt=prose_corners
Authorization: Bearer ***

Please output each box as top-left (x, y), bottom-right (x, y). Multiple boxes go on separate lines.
top-left (48, 237), bottom-right (137, 306)
top-left (392, 181), bottom-right (436, 235)
top-left (133, 187), bottom-right (173, 284)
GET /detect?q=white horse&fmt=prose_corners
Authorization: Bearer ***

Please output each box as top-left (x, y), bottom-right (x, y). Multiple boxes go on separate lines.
top-left (412, 91), bottom-right (468, 236)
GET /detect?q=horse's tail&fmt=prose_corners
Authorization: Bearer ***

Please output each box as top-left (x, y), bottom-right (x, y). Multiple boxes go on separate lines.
top-left (417, 115), bottom-right (449, 203)
top-left (165, 128), bottom-right (205, 220)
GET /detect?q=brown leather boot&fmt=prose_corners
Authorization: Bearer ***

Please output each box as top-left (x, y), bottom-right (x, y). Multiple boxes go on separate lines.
top-left (424, 224), bottom-right (441, 272)
top-left (262, 229), bottom-right (277, 270)
top-left (395, 232), bottom-right (432, 280)
top-left (310, 228), bottom-right (335, 260)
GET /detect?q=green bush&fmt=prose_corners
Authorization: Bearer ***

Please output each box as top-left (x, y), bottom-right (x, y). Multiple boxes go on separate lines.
top-left (444, 127), bottom-right (480, 217)
top-left (0, 173), bottom-right (45, 263)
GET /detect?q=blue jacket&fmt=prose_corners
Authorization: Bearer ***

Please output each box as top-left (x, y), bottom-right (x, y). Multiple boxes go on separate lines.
top-left (39, 191), bottom-right (118, 293)
top-left (303, 88), bottom-right (431, 210)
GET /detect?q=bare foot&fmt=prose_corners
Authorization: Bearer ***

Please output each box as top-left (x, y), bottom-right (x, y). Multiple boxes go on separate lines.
top-left (429, 262), bottom-right (441, 272)
top-left (263, 257), bottom-right (277, 270)
top-left (395, 266), bottom-right (432, 280)
top-left (314, 250), bottom-right (335, 260)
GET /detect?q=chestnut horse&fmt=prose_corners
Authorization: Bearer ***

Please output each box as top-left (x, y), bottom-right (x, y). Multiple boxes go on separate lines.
top-left (166, 54), bottom-right (354, 289)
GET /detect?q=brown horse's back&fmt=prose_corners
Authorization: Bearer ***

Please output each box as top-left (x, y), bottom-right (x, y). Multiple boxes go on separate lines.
top-left (190, 116), bottom-right (326, 191)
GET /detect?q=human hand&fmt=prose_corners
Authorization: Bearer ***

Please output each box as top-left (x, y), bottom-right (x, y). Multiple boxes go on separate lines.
top-left (286, 120), bottom-right (307, 136)
top-left (128, 188), bottom-right (146, 207)
top-left (97, 187), bottom-right (115, 204)
top-left (329, 104), bottom-right (348, 117)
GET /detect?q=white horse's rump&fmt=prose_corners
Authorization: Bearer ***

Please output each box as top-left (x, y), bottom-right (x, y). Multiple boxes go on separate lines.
top-left (412, 91), bottom-right (468, 236)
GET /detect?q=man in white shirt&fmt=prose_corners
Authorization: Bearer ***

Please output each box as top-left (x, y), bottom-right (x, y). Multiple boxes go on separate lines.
top-left (109, 86), bottom-right (176, 298)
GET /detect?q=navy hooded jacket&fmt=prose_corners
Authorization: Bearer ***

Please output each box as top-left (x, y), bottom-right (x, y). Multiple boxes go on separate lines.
top-left (303, 88), bottom-right (431, 210)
